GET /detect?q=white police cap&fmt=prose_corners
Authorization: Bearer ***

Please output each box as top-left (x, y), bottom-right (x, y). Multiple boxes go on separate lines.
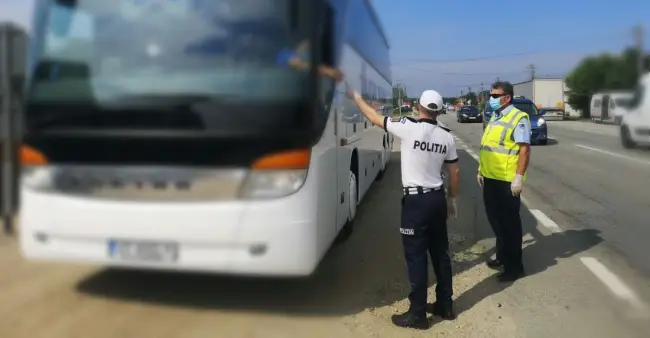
top-left (419, 90), bottom-right (444, 112)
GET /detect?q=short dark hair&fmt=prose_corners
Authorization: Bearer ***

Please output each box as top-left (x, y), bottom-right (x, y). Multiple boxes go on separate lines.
top-left (491, 81), bottom-right (514, 102)
top-left (419, 104), bottom-right (438, 117)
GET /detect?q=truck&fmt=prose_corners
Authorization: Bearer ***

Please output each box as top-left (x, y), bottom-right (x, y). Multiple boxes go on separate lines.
top-left (513, 78), bottom-right (578, 117)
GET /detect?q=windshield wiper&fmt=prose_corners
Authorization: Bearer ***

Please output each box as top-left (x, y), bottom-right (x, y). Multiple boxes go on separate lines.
top-left (98, 94), bottom-right (237, 110)
top-left (25, 95), bottom-right (230, 130)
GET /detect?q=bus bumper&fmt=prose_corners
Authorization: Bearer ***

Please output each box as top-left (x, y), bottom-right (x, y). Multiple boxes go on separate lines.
top-left (19, 188), bottom-right (320, 277)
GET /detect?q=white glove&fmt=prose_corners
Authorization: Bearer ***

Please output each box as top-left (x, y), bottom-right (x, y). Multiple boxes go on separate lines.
top-left (511, 174), bottom-right (523, 196)
top-left (447, 197), bottom-right (458, 220)
top-left (477, 173), bottom-right (484, 187)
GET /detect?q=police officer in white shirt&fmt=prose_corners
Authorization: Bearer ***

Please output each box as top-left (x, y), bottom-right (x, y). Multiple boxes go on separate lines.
top-left (346, 84), bottom-right (460, 330)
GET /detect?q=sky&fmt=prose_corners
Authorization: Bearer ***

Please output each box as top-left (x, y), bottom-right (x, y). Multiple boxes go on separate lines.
top-left (372, 0), bottom-right (650, 96)
top-left (1, 0), bottom-right (649, 96)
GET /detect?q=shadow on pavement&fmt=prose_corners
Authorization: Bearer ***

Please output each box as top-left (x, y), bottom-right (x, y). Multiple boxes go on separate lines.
top-left (453, 228), bottom-right (603, 316)
top-left (448, 150), bottom-right (604, 316)
top-left (75, 149), bottom-right (604, 318)
top-left (538, 138), bottom-right (559, 146)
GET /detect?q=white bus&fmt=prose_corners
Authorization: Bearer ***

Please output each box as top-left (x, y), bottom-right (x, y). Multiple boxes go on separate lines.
top-left (20, 0), bottom-right (394, 277)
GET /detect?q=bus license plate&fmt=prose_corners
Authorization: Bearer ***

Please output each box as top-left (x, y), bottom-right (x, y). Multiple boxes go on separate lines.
top-left (108, 239), bottom-right (179, 263)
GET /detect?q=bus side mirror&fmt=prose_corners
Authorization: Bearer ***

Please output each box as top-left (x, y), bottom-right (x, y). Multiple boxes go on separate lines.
top-left (48, 4), bottom-right (76, 37)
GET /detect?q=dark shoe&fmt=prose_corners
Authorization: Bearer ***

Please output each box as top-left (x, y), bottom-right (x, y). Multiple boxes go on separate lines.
top-left (497, 270), bottom-right (525, 282)
top-left (391, 311), bottom-right (430, 330)
top-left (486, 259), bottom-right (504, 269)
top-left (426, 302), bottom-right (457, 320)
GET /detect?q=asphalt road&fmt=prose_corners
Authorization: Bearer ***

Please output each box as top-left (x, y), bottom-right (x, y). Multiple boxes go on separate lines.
top-left (1, 122), bottom-right (650, 337)
top-left (440, 115), bottom-right (650, 276)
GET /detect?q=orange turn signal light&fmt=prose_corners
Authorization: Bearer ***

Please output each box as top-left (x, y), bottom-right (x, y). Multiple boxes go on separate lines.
top-left (251, 149), bottom-right (310, 170)
top-left (20, 146), bottom-right (48, 166)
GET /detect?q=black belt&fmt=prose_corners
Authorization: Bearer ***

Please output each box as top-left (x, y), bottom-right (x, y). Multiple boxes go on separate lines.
top-left (403, 186), bottom-right (443, 195)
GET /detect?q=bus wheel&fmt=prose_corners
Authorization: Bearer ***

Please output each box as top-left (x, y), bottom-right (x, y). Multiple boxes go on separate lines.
top-left (348, 170), bottom-right (358, 221)
top-left (375, 150), bottom-right (386, 181)
top-left (336, 170), bottom-right (358, 244)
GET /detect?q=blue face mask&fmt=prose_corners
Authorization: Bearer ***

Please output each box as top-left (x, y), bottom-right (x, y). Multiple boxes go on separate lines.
top-left (488, 97), bottom-right (503, 111)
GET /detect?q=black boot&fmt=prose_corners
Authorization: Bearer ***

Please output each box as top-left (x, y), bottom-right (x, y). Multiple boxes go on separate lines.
top-left (486, 259), bottom-right (504, 269)
top-left (426, 301), bottom-right (456, 320)
top-left (391, 311), bottom-right (430, 330)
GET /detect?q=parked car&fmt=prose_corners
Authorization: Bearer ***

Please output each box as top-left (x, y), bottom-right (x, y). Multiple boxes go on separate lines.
top-left (539, 107), bottom-right (565, 121)
top-left (483, 97), bottom-right (548, 145)
top-left (456, 105), bottom-right (482, 123)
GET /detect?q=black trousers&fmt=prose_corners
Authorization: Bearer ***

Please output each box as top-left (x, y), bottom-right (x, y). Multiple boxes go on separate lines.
top-left (482, 177), bottom-right (524, 273)
top-left (400, 189), bottom-right (453, 318)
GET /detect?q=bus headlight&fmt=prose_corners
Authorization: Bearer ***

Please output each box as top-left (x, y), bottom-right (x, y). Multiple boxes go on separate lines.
top-left (21, 166), bottom-right (55, 190)
top-left (239, 169), bottom-right (308, 199)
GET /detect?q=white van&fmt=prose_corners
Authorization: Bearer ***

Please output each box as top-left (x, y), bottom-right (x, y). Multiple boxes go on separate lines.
top-left (620, 73), bottom-right (650, 148)
top-left (590, 91), bottom-right (634, 125)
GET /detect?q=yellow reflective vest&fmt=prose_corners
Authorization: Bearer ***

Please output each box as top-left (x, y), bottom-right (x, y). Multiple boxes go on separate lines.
top-left (479, 107), bottom-right (529, 182)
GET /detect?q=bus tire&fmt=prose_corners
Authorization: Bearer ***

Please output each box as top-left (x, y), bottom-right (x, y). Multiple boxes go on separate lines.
top-left (621, 125), bottom-right (636, 149)
top-left (375, 148), bottom-right (387, 181)
top-left (347, 170), bottom-right (358, 222)
top-left (337, 170), bottom-right (358, 243)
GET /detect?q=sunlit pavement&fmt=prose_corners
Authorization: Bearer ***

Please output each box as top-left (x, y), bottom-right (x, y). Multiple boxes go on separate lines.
top-left (1, 123), bottom-right (650, 337)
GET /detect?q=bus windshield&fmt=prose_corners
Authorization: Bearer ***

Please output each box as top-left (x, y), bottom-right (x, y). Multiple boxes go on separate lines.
top-left (27, 0), bottom-right (316, 132)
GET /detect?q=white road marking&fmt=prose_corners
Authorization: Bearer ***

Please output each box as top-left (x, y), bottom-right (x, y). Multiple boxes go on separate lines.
top-left (530, 209), bottom-right (562, 233)
top-left (463, 147), bottom-right (479, 160)
top-left (580, 257), bottom-right (647, 311)
top-left (575, 144), bottom-right (650, 166)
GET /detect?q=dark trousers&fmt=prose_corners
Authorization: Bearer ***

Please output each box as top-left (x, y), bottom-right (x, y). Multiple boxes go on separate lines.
top-left (400, 189), bottom-right (453, 318)
top-left (483, 177), bottom-right (524, 273)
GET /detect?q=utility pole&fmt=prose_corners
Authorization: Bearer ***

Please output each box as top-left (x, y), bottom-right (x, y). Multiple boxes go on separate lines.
top-left (396, 84), bottom-right (402, 116)
top-left (480, 82), bottom-right (484, 103)
top-left (527, 64), bottom-right (536, 80)
top-left (0, 26), bottom-right (14, 235)
top-left (634, 25), bottom-right (644, 76)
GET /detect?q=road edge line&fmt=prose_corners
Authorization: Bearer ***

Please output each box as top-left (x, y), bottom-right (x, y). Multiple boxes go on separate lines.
top-left (580, 257), bottom-right (647, 311)
top-left (453, 131), bottom-right (647, 314)
top-left (529, 209), bottom-right (563, 233)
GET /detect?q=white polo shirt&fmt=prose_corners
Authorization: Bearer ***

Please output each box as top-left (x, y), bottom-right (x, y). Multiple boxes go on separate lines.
top-left (383, 116), bottom-right (458, 188)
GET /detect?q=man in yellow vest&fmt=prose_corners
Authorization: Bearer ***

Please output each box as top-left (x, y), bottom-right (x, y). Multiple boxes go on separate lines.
top-left (477, 81), bottom-right (531, 282)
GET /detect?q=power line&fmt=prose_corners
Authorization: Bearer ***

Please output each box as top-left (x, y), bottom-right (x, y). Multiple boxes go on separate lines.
top-left (397, 51), bottom-right (544, 63)
top-left (393, 29), bottom-right (632, 64)
top-left (395, 64), bottom-right (528, 76)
